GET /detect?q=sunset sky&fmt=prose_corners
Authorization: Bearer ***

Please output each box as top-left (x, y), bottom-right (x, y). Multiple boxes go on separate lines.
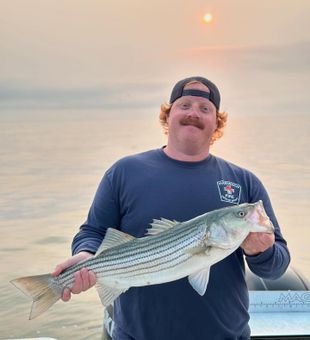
top-left (1, 0), bottom-right (309, 113)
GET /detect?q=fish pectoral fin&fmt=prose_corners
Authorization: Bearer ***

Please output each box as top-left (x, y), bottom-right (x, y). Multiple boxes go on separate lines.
top-left (188, 268), bottom-right (211, 296)
top-left (146, 218), bottom-right (179, 236)
top-left (95, 228), bottom-right (136, 256)
top-left (96, 280), bottom-right (128, 307)
top-left (185, 245), bottom-right (209, 256)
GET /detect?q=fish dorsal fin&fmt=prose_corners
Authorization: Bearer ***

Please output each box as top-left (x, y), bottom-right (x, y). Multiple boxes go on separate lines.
top-left (188, 267), bottom-right (211, 296)
top-left (95, 228), bottom-right (135, 256)
top-left (146, 218), bottom-right (179, 236)
top-left (96, 279), bottom-right (128, 307)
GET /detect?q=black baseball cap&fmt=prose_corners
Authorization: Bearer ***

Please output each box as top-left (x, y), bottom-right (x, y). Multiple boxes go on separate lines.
top-left (169, 76), bottom-right (221, 110)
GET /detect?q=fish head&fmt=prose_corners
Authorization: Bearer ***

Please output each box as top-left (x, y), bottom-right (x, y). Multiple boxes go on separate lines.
top-left (205, 201), bottom-right (274, 248)
top-left (245, 200), bottom-right (274, 233)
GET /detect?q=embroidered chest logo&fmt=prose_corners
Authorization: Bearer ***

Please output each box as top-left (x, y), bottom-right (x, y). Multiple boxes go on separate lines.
top-left (217, 180), bottom-right (242, 205)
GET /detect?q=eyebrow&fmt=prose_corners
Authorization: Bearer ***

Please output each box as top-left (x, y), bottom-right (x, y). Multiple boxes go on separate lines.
top-left (178, 98), bottom-right (212, 105)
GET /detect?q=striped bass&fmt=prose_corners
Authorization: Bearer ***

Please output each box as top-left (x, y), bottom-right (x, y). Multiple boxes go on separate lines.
top-left (11, 200), bottom-right (274, 320)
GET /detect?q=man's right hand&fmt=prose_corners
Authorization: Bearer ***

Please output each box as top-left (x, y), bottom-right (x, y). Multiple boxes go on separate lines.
top-left (52, 251), bottom-right (97, 302)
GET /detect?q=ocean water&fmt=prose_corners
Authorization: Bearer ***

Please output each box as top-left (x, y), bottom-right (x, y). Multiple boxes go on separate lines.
top-left (0, 110), bottom-right (309, 339)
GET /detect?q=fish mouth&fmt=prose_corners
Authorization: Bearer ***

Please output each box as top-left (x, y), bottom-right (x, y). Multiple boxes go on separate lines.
top-left (248, 200), bottom-right (274, 233)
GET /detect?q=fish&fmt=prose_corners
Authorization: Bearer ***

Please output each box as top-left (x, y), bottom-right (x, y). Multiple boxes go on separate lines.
top-left (11, 200), bottom-right (274, 320)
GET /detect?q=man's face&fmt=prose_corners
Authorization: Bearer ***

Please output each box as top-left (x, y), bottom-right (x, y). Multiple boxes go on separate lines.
top-left (166, 82), bottom-right (217, 154)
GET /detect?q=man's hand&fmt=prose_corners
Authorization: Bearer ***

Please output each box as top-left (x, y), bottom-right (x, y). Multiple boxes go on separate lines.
top-left (52, 251), bottom-right (97, 302)
top-left (241, 232), bottom-right (275, 256)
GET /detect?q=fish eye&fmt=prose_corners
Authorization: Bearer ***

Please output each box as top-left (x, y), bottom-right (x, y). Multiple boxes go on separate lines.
top-left (237, 211), bottom-right (246, 218)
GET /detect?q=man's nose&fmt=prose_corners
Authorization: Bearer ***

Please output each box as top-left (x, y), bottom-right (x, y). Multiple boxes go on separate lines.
top-left (186, 105), bottom-right (200, 118)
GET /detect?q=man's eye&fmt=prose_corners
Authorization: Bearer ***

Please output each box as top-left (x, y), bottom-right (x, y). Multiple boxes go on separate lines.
top-left (201, 106), bottom-right (209, 113)
top-left (180, 103), bottom-right (190, 109)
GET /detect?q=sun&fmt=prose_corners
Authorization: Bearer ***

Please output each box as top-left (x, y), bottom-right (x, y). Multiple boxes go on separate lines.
top-left (203, 13), bottom-right (213, 24)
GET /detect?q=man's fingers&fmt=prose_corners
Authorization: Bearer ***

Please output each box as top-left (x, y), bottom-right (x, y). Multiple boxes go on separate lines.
top-left (80, 268), bottom-right (90, 292)
top-left (62, 288), bottom-right (71, 302)
top-left (52, 252), bottom-right (93, 277)
top-left (71, 271), bottom-right (83, 294)
top-left (261, 232), bottom-right (275, 244)
top-left (52, 258), bottom-right (78, 277)
top-left (51, 265), bottom-right (63, 277)
top-left (242, 232), bottom-right (275, 255)
top-left (61, 269), bottom-right (96, 301)
top-left (53, 252), bottom-right (96, 300)
top-left (89, 271), bottom-right (97, 287)
top-left (73, 269), bottom-right (96, 292)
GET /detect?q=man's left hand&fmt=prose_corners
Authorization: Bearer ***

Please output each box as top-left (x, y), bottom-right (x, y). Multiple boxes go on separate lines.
top-left (241, 232), bottom-right (275, 256)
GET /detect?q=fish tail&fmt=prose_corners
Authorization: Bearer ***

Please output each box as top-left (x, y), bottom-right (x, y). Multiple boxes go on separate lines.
top-left (10, 273), bottom-right (62, 319)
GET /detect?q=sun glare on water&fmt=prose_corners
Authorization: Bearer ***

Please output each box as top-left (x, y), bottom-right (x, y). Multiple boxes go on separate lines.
top-left (203, 12), bottom-right (213, 24)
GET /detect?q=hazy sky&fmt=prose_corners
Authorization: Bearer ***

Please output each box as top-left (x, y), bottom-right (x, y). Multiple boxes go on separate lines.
top-left (1, 0), bottom-right (309, 112)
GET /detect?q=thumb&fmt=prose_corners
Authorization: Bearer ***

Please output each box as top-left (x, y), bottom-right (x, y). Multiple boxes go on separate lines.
top-left (52, 252), bottom-right (93, 277)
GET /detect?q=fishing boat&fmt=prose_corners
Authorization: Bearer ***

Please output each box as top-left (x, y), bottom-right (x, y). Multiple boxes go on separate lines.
top-left (247, 266), bottom-right (310, 340)
top-left (102, 266), bottom-right (310, 340)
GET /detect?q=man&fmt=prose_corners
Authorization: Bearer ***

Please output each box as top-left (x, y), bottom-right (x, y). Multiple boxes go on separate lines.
top-left (53, 76), bottom-right (290, 339)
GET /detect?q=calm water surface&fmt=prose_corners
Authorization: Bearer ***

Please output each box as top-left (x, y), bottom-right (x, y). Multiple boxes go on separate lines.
top-left (0, 111), bottom-right (309, 339)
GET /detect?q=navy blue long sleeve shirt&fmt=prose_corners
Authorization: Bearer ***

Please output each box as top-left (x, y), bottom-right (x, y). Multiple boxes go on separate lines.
top-left (72, 149), bottom-right (290, 340)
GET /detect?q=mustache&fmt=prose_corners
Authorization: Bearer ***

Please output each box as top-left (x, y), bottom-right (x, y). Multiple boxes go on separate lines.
top-left (180, 117), bottom-right (204, 130)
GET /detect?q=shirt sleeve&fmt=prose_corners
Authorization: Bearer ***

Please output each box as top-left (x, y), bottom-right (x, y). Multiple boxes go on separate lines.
top-left (245, 174), bottom-right (291, 279)
top-left (71, 170), bottom-right (121, 255)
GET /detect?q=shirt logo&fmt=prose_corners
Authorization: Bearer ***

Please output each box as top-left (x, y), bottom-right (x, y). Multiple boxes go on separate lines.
top-left (217, 180), bottom-right (241, 205)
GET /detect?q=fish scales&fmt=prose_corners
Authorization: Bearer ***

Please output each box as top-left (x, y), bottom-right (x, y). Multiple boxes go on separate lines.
top-left (11, 201), bottom-right (274, 319)
top-left (60, 254), bottom-right (191, 288)
top-left (59, 224), bottom-right (201, 287)
top-left (60, 223), bottom-right (198, 277)
top-left (102, 223), bottom-right (196, 260)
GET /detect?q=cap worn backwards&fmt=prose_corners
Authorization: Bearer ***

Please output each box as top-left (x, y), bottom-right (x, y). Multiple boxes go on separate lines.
top-left (169, 76), bottom-right (221, 111)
